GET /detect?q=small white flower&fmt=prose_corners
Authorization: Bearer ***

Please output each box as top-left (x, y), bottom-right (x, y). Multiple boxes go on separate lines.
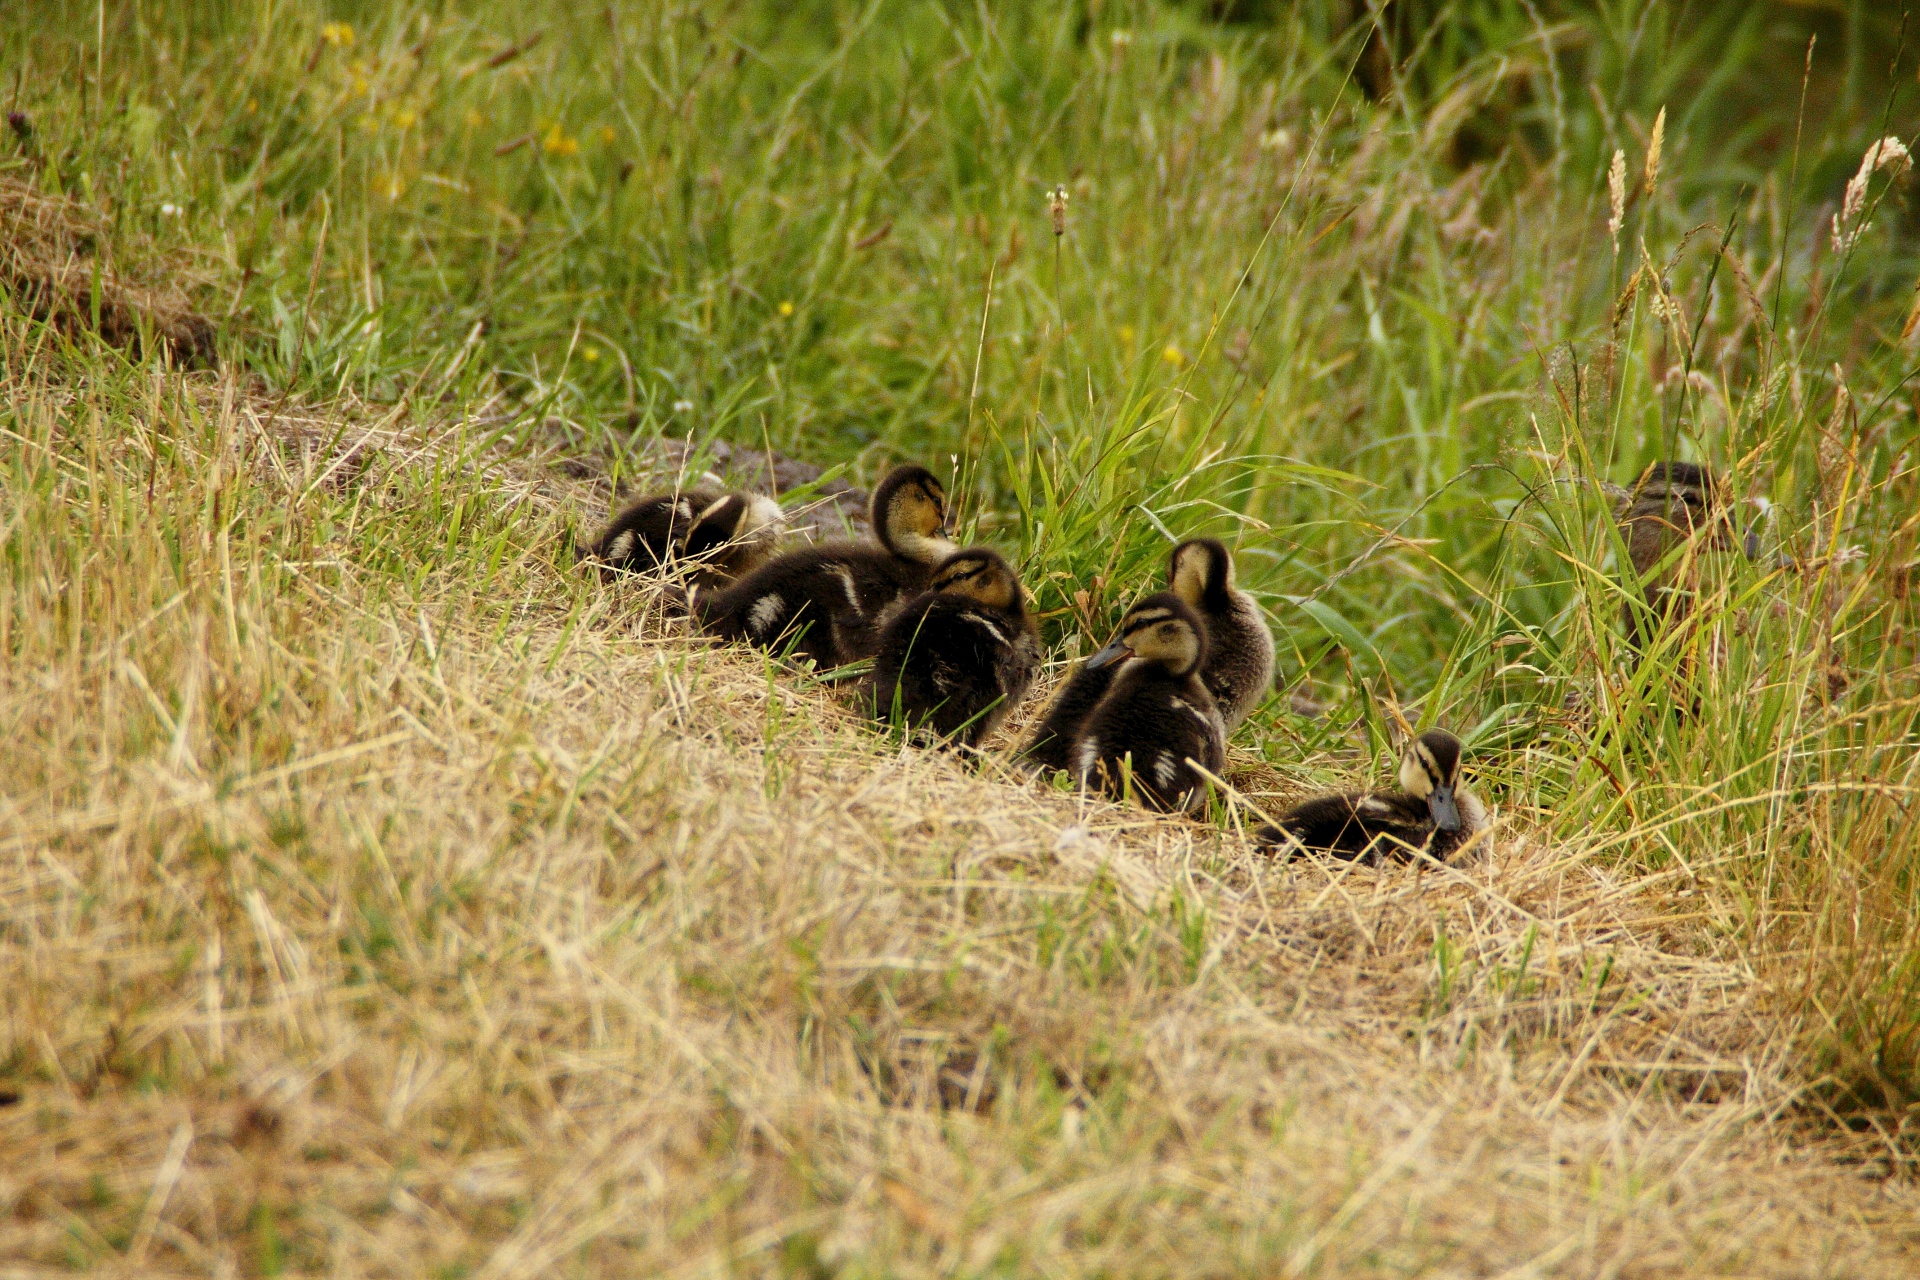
top-left (672, 399), bottom-right (694, 413)
top-left (159, 203), bottom-right (182, 217)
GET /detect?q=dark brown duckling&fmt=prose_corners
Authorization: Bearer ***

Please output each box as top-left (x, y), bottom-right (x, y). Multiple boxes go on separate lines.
top-left (1072, 594), bottom-right (1226, 814)
top-left (591, 485), bottom-right (786, 587)
top-left (867, 547), bottom-right (1040, 748)
top-left (1615, 461), bottom-right (1735, 651)
top-left (1256, 729), bottom-right (1487, 863)
top-left (1168, 537), bottom-right (1275, 733)
top-left (688, 464), bottom-right (955, 669)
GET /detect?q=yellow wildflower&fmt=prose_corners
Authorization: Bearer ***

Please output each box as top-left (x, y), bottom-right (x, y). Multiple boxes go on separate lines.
top-left (1117, 324), bottom-right (1136, 347)
top-left (320, 22), bottom-right (354, 47)
top-left (1161, 342), bottom-right (1186, 368)
top-left (582, 346), bottom-right (600, 361)
top-left (392, 106), bottom-right (417, 129)
top-left (542, 125), bottom-right (579, 156)
top-left (599, 125), bottom-right (617, 144)
top-left (778, 300), bottom-right (795, 317)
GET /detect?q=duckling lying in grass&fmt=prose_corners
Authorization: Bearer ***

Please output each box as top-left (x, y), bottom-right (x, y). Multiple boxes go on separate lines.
top-left (689, 464), bottom-right (955, 669)
top-left (866, 547), bottom-right (1039, 748)
top-left (591, 485), bottom-right (786, 586)
top-left (1256, 729), bottom-right (1485, 863)
top-left (1022, 538), bottom-right (1269, 771)
top-left (1168, 537), bottom-right (1275, 732)
top-left (1072, 593), bottom-right (1226, 814)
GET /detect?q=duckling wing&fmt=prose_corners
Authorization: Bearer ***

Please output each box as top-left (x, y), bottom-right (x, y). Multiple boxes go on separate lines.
top-left (1260, 791), bottom-right (1432, 861)
top-left (1077, 673), bottom-right (1224, 813)
top-left (1021, 659), bottom-right (1116, 773)
top-left (870, 598), bottom-right (1031, 745)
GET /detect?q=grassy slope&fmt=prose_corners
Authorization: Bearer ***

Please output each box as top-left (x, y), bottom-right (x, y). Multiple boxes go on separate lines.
top-left (4, 0), bottom-right (1920, 1273)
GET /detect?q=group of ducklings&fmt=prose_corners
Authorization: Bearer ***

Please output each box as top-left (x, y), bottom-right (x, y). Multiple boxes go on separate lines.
top-left (590, 455), bottom-right (1733, 865)
top-left (589, 461), bottom-right (1497, 865)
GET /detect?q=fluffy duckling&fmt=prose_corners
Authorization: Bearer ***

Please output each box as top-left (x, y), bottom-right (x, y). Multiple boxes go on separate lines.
top-left (867, 547), bottom-right (1040, 747)
top-left (1256, 729), bottom-right (1486, 863)
top-left (1168, 538), bottom-right (1275, 732)
top-left (689, 464), bottom-right (956, 669)
top-left (1073, 594), bottom-right (1226, 814)
top-left (1615, 461), bottom-right (1734, 650)
top-left (1022, 538), bottom-right (1273, 771)
top-left (592, 485), bottom-right (785, 586)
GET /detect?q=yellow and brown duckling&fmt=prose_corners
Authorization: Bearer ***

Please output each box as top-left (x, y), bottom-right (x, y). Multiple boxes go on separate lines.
top-left (866, 547), bottom-right (1040, 748)
top-left (689, 464), bottom-right (955, 669)
top-left (1168, 537), bottom-right (1275, 732)
top-left (1072, 594), bottom-right (1227, 814)
top-left (592, 485), bottom-right (786, 586)
top-left (1615, 461), bottom-right (1735, 650)
top-left (1022, 538), bottom-right (1271, 771)
top-left (1256, 729), bottom-right (1486, 863)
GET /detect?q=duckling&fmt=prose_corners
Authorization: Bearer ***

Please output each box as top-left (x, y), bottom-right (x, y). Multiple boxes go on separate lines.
top-left (592, 485), bottom-right (786, 586)
top-left (867, 547), bottom-right (1040, 748)
top-left (1072, 594), bottom-right (1226, 814)
top-left (1022, 538), bottom-right (1273, 771)
top-left (1168, 537), bottom-right (1275, 732)
top-left (1256, 729), bottom-right (1486, 863)
top-left (689, 464), bottom-right (956, 669)
top-left (1615, 461), bottom-right (1734, 650)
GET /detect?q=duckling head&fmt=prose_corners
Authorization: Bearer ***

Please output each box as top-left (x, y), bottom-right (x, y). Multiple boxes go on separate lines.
top-left (1086, 592), bottom-right (1207, 678)
top-left (689, 492), bottom-right (785, 550)
top-left (929, 546), bottom-right (1023, 612)
top-left (1396, 728), bottom-right (1466, 832)
top-left (1168, 537), bottom-right (1237, 612)
top-left (871, 464), bottom-right (955, 565)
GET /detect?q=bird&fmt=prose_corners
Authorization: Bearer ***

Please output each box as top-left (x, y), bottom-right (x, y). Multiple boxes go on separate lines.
top-left (1021, 537), bottom-right (1272, 772)
top-left (687, 464), bottom-right (956, 669)
top-left (1255, 728), bottom-right (1486, 864)
top-left (1071, 593), bottom-right (1227, 814)
top-left (866, 547), bottom-right (1040, 748)
top-left (591, 485), bottom-right (785, 587)
top-left (1167, 537), bottom-right (1275, 732)
top-left (1614, 461), bottom-right (1734, 650)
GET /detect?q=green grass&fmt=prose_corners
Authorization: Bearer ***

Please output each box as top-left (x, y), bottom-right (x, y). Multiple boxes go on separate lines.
top-left (5, 0), bottom-right (1919, 1186)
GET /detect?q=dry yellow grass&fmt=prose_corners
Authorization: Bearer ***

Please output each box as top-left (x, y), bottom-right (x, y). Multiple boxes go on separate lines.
top-left (3, 355), bottom-right (1918, 1277)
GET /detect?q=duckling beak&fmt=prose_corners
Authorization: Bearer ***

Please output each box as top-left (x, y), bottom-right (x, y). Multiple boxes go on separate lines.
top-left (1427, 785), bottom-right (1462, 833)
top-left (1085, 640), bottom-right (1132, 670)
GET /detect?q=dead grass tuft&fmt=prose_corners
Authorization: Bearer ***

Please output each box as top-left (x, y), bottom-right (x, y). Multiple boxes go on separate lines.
top-left (0, 177), bottom-right (217, 366)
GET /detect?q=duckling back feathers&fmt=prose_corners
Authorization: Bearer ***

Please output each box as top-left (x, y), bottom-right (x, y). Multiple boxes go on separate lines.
top-left (868, 547), bottom-right (1040, 747)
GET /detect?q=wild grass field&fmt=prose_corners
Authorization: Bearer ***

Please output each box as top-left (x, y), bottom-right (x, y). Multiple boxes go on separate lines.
top-left (3, 0), bottom-right (1919, 1275)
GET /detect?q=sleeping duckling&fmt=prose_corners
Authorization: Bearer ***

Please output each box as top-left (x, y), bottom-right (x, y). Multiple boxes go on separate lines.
top-left (689, 464), bottom-right (955, 669)
top-left (1168, 537), bottom-right (1275, 732)
top-left (592, 485), bottom-right (786, 586)
top-left (867, 547), bottom-right (1040, 748)
top-left (1616, 461), bottom-right (1734, 650)
top-left (1255, 729), bottom-right (1486, 863)
top-left (1072, 594), bottom-right (1227, 814)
